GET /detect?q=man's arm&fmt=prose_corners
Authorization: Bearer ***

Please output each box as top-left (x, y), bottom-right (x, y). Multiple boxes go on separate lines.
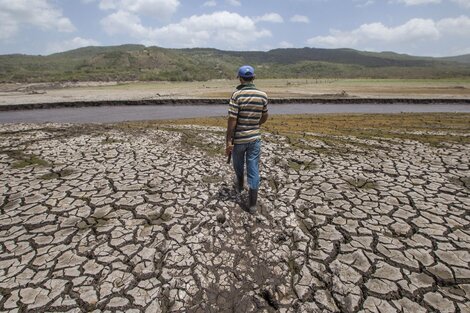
top-left (260, 112), bottom-right (269, 125)
top-left (225, 116), bottom-right (237, 156)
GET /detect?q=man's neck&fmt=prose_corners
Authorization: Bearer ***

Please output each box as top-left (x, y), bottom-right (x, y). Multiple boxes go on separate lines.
top-left (238, 81), bottom-right (255, 87)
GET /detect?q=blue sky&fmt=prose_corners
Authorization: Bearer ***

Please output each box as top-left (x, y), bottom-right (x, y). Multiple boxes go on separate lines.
top-left (0, 0), bottom-right (469, 56)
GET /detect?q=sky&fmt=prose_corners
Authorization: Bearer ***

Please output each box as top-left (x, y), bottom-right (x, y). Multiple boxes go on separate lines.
top-left (0, 0), bottom-right (469, 57)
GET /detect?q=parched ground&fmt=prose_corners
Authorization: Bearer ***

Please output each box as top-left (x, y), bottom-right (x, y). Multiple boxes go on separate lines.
top-left (0, 115), bottom-right (469, 312)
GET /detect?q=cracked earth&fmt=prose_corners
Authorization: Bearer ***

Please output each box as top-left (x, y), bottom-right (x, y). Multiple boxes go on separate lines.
top-left (0, 122), bottom-right (469, 313)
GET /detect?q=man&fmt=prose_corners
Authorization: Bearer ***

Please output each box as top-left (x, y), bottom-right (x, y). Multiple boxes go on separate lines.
top-left (226, 65), bottom-right (268, 214)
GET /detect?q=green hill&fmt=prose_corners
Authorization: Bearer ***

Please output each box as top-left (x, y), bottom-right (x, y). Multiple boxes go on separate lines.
top-left (0, 45), bottom-right (469, 82)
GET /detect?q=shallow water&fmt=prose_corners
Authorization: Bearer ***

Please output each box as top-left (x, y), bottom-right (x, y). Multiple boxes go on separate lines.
top-left (0, 103), bottom-right (469, 123)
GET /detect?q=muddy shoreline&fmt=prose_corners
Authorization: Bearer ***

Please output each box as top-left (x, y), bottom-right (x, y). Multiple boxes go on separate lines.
top-left (1, 97), bottom-right (470, 111)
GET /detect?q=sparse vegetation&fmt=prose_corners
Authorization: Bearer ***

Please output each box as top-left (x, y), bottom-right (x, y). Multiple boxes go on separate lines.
top-left (161, 113), bottom-right (470, 145)
top-left (137, 126), bottom-right (224, 157)
top-left (287, 158), bottom-right (317, 172)
top-left (12, 156), bottom-right (49, 169)
top-left (1, 150), bottom-right (50, 168)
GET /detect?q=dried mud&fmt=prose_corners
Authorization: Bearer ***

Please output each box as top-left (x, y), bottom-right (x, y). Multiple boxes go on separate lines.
top-left (0, 122), bottom-right (469, 312)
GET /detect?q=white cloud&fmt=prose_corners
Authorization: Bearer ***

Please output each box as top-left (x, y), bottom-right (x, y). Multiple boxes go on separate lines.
top-left (254, 13), bottom-right (284, 23)
top-left (102, 10), bottom-right (154, 37)
top-left (451, 0), bottom-right (470, 8)
top-left (0, 0), bottom-right (75, 40)
top-left (395, 0), bottom-right (440, 5)
top-left (307, 16), bottom-right (470, 56)
top-left (46, 37), bottom-right (100, 54)
top-left (437, 15), bottom-right (470, 36)
top-left (307, 18), bottom-right (441, 48)
top-left (99, 0), bottom-right (179, 19)
top-left (308, 31), bottom-right (359, 48)
top-left (203, 0), bottom-right (217, 7)
top-left (358, 18), bottom-right (439, 41)
top-left (101, 11), bottom-right (270, 49)
top-left (227, 0), bottom-right (241, 6)
top-left (290, 15), bottom-right (310, 23)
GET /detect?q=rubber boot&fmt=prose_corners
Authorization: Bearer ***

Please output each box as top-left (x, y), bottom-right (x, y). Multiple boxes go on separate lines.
top-left (248, 189), bottom-right (258, 214)
top-left (236, 175), bottom-right (244, 193)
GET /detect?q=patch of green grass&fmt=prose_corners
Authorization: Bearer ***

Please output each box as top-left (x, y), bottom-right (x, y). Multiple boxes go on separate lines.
top-left (1, 150), bottom-right (50, 169)
top-left (176, 129), bottom-right (223, 157)
top-left (12, 156), bottom-right (49, 169)
top-left (287, 158), bottom-right (317, 172)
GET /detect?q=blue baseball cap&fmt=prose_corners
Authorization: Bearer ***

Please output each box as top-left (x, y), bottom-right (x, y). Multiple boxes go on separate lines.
top-left (237, 65), bottom-right (255, 78)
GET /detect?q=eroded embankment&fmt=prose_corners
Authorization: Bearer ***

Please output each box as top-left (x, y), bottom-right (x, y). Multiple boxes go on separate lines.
top-left (0, 122), bottom-right (469, 312)
top-left (1, 97), bottom-right (470, 111)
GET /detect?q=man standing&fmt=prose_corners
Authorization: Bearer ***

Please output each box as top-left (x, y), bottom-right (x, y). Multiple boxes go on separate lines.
top-left (226, 65), bottom-right (268, 214)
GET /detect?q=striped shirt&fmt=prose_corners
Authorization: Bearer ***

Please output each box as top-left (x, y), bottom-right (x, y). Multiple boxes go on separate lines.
top-left (228, 83), bottom-right (268, 144)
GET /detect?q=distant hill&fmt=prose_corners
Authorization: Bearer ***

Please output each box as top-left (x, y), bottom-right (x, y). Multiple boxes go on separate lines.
top-left (0, 45), bottom-right (469, 82)
top-left (440, 54), bottom-right (470, 64)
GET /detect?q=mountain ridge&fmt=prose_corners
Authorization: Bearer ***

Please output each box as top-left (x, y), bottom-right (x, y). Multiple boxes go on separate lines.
top-left (1, 45), bottom-right (469, 82)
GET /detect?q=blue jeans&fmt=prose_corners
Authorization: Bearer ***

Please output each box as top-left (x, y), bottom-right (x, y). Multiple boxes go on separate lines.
top-left (232, 139), bottom-right (261, 190)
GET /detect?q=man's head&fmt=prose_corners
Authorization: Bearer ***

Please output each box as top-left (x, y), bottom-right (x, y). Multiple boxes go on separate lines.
top-left (237, 65), bottom-right (255, 83)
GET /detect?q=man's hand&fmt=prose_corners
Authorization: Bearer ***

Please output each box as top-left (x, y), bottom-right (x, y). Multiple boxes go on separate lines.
top-left (226, 116), bottom-right (237, 158)
top-left (225, 144), bottom-right (234, 157)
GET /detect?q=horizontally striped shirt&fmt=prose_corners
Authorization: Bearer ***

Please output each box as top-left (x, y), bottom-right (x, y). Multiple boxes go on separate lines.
top-left (228, 83), bottom-right (268, 144)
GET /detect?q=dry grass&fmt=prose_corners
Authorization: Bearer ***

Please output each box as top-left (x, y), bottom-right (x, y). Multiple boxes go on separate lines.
top-left (143, 113), bottom-right (470, 145)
